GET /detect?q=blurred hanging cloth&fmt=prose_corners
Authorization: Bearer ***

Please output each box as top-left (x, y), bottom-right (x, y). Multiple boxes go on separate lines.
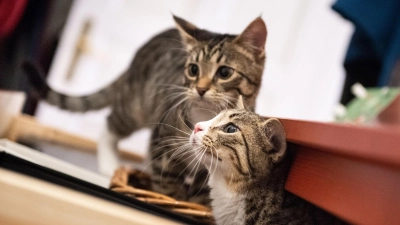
top-left (0, 0), bottom-right (72, 114)
top-left (332, 0), bottom-right (400, 104)
top-left (0, 0), bottom-right (28, 39)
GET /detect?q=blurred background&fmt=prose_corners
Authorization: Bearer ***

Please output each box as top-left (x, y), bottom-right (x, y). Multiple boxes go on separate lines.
top-left (0, 0), bottom-right (358, 171)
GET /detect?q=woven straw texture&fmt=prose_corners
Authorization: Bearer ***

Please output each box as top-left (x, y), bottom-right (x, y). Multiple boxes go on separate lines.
top-left (110, 167), bottom-right (214, 221)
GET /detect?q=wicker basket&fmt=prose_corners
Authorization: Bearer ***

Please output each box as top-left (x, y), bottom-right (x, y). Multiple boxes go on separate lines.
top-left (110, 167), bottom-right (214, 221)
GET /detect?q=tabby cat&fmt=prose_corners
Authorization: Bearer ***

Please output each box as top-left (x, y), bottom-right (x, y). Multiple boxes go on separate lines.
top-left (189, 98), bottom-right (346, 224)
top-left (24, 15), bottom-right (267, 203)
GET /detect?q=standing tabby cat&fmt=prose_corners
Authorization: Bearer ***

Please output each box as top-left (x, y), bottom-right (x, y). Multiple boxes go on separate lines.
top-left (24, 15), bottom-right (267, 203)
top-left (189, 98), bottom-right (346, 224)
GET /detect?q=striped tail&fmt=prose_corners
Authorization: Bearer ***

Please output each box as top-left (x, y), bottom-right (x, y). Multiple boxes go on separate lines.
top-left (22, 61), bottom-right (124, 112)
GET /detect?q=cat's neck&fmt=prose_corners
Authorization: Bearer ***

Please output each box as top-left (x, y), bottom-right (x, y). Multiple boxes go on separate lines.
top-left (243, 154), bottom-right (313, 224)
top-left (207, 159), bottom-right (289, 225)
top-left (187, 101), bottom-right (220, 125)
top-left (209, 150), bottom-right (313, 224)
top-left (208, 172), bottom-right (246, 225)
top-left (243, 180), bottom-right (312, 224)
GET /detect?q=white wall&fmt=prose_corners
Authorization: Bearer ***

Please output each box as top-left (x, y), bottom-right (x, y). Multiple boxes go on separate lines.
top-left (35, 0), bottom-right (353, 167)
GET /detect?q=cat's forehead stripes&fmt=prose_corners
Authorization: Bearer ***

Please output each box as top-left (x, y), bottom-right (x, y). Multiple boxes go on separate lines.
top-left (192, 43), bottom-right (257, 65)
top-left (209, 41), bottom-right (225, 62)
top-left (229, 113), bottom-right (241, 119)
top-left (191, 37), bottom-right (231, 64)
top-left (196, 47), bottom-right (207, 62)
top-left (209, 112), bottom-right (226, 125)
top-left (209, 110), bottom-right (246, 127)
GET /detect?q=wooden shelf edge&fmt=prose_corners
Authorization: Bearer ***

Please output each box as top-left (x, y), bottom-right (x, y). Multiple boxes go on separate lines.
top-left (0, 168), bottom-right (178, 225)
top-left (279, 118), bottom-right (400, 168)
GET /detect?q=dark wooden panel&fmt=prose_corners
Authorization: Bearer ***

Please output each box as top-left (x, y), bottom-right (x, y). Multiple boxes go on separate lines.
top-left (277, 118), bottom-right (400, 224)
top-left (285, 147), bottom-right (400, 225)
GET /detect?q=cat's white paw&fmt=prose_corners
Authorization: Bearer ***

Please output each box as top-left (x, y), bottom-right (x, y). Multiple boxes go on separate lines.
top-left (98, 155), bottom-right (119, 177)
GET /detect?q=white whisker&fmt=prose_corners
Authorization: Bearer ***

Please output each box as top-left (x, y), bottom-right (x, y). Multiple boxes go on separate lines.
top-left (149, 122), bottom-right (191, 136)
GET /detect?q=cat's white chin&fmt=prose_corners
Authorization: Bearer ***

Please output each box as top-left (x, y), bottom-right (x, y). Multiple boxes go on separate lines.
top-left (189, 134), bottom-right (198, 148)
top-left (191, 141), bottom-right (197, 148)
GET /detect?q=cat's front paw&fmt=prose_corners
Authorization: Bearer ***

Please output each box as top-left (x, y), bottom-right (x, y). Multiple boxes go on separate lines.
top-left (97, 150), bottom-right (120, 177)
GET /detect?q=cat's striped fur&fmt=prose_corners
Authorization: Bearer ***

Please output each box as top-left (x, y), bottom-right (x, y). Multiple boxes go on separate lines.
top-left (24, 16), bottom-right (267, 204)
top-left (189, 104), bottom-right (346, 224)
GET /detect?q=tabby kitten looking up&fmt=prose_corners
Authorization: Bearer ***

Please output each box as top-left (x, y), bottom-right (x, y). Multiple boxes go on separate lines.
top-left (24, 15), bottom-right (267, 203)
top-left (189, 99), bottom-right (346, 224)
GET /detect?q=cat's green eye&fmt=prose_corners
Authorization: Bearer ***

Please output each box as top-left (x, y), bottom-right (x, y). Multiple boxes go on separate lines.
top-left (217, 66), bottom-right (233, 79)
top-left (188, 64), bottom-right (199, 77)
top-left (224, 124), bottom-right (238, 133)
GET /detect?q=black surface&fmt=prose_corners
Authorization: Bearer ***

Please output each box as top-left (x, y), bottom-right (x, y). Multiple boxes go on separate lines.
top-left (0, 151), bottom-right (205, 224)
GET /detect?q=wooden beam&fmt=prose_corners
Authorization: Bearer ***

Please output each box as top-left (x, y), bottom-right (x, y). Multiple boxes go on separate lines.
top-left (5, 114), bottom-right (143, 162)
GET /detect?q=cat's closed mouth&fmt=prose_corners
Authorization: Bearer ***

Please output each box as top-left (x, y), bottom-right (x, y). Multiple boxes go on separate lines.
top-left (191, 139), bottom-right (197, 147)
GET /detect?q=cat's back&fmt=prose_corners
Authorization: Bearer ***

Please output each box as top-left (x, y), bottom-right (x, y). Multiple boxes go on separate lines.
top-left (127, 28), bottom-right (186, 82)
top-left (135, 28), bottom-right (182, 57)
top-left (117, 28), bottom-right (187, 125)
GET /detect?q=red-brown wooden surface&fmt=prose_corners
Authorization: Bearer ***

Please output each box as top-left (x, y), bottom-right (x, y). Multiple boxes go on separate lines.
top-left (280, 119), bottom-right (400, 224)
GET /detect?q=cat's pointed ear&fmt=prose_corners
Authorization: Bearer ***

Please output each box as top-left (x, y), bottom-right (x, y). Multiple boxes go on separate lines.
top-left (263, 118), bottom-right (286, 163)
top-left (234, 17), bottom-right (267, 58)
top-left (236, 95), bottom-right (245, 110)
top-left (173, 15), bottom-right (198, 46)
top-left (173, 15), bottom-right (213, 49)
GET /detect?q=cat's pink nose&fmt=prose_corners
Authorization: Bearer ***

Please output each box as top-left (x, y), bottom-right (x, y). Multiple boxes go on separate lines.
top-left (196, 87), bottom-right (208, 97)
top-left (194, 123), bottom-right (203, 134)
